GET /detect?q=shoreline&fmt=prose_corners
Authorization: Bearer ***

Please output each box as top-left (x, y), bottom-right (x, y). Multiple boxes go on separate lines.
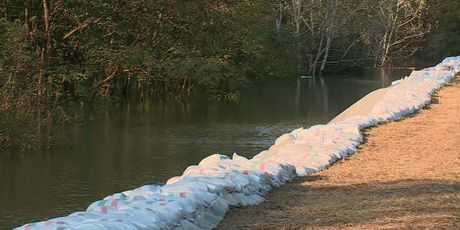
top-left (15, 58), bottom-right (460, 230)
top-left (217, 76), bottom-right (460, 229)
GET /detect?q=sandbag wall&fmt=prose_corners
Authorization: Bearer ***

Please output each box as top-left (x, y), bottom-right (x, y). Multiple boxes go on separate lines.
top-left (16, 57), bottom-right (460, 230)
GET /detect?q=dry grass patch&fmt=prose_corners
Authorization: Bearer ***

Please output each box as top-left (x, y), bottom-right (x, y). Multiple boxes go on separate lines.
top-left (217, 77), bottom-right (460, 229)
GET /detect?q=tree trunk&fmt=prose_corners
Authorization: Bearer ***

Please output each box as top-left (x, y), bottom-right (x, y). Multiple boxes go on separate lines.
top-left (276, 1), bottom-right (283, 32)
top-left (292, 0), bottom-right (302, 73)
top-left (42, 0), bottom-right (52, 61)
top-left (312, 34), bottom-right (325, 75)
top-left (3, 0), bottom-right (7, 19)
top-left (24, 0), bottom-right (30, 34)
top-left (320, 36), bottom-right (331, 72)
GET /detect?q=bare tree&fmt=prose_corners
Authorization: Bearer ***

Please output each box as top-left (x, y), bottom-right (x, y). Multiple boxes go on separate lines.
top-left (367, 0), bottom-right (430, 67)
top-left (310, 0), bottom-right (365, 74)
top-left (282, 0), bottom-right (306, 72)
top-left (276, 0), bottom-right (429, 72)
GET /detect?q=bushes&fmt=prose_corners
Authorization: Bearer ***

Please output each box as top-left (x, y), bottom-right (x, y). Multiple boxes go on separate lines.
top-left (0, 19), bottom-right (70, 153)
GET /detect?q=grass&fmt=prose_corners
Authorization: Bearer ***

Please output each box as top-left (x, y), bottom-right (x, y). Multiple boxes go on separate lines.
top-left (217, 77), bottom-right (460, 229)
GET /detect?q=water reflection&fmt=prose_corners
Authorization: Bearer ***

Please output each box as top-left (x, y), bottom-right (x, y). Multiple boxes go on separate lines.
top-left (0, 70), bottom-right (409, 229)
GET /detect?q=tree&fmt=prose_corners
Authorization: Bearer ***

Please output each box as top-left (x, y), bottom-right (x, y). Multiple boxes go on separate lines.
top-left (364, 0), bottom-right (431, 67)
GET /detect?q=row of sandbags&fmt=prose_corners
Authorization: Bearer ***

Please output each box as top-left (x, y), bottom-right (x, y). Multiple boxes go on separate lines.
top-left (16, 56), bottom-right (460, 230)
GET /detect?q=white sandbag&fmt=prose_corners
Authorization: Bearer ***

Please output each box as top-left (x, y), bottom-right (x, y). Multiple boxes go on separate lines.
top-left (15, 56), bottom-right (460, 230)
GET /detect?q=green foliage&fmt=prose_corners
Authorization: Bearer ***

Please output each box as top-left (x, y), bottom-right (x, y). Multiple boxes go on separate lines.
top-left (0, 19), bottom-right (37, 152)
top-left (1, 0), bottom-right (459, 152)
top-left (0, 0), bottom-right (298, 152)
top-left (422, 0), bottom-right (460, 61)
top-left (0, 18), bottom-right (71, 153)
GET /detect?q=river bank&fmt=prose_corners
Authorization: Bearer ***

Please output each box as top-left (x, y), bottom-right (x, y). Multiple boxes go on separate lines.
top-left (14, 58), bottom-right (459, 230)
top-left (18, 57), bottom-right (460, 229)
top-left (1, 72), bottom-right (408, 229)
top-left (217, 76), bottom-right (460, 229)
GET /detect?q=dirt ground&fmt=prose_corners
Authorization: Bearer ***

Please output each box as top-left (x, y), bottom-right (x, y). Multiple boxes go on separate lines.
top-left (217, 77), bottom-right (460, 230)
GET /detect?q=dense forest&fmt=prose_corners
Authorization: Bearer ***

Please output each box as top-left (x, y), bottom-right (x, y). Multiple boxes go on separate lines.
top-left (1, 0), bottom-right (459, 152)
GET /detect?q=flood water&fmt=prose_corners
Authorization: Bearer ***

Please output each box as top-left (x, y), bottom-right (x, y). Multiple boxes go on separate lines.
top-left (0, 70), bottom-right (409, 229)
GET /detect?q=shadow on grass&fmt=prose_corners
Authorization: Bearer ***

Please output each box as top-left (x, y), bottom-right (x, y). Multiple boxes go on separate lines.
top-left (218, 178), bottom-right (459, 229)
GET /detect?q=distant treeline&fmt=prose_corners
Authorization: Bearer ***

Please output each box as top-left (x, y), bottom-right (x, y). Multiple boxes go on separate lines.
top-left (0, 0), bottom-right (459, 152)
